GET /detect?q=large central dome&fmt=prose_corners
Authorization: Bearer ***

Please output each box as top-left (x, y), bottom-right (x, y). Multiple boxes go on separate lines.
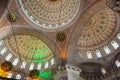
top-left (18, 0), bottom-right (81, 30)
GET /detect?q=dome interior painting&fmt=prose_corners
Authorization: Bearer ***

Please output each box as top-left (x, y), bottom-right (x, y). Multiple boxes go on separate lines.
top-left (5, 35), bottom-right (53, 63)
top-left (0, 0), bottom-right (120, 80)
top-left (16, 0), bottom-right (82, 31)
top-left (77, 7), bottom-right (118, 48)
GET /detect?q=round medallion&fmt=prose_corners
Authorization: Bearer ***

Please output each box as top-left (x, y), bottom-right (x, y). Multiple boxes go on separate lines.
top-left (8, 11), bottom-right (19, 22)
top-left (56, 31), bottom-right (66, 42)
top-left (17, 0), bottom-right (81, 30)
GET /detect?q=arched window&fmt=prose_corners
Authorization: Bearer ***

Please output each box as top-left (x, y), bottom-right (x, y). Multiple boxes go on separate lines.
top-left (95, 50), bottom-right (102, 58)
top-left (12, 58), bottom-right (19, 66)
top-left (115, 60), bottom-right (120, 68)
top-left (7, 73), bottom-right (12, 78)
top-left (29, 63), bottom-right (34, 70)
top-left (111, 41), bottom-right (119, 49)
top-left (87, 51), bottom-right (92, 59)
top-left (15, 74), bottom-right (21, 79)
top-left (103, 46), bottom-right (111, 55)
top-left (30, 16), bottom-right (33, 19)
top-left (5, 53), bottom-right (13, 61)
top-left (117, 33), bottom-right (120, 39)
top-left (51, 58), bottom-right (55, 65)
top-left (20, 61), bottom-right (27, 69)
top-left (0, 47), bottom-right (7, 55)
top-left (0, 40), bottom-right (4, 46)
top-left (101, 68), bottom-right (106, 74)
top-left (45, 62), bottom-right (48, 69)
top-left (37, 63), bottom-right (41, 70)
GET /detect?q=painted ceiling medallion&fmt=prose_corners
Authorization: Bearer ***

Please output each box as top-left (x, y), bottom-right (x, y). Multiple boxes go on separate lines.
top-left (18, 0), bottom-right (81, 30)
top-left (56, 31), bottom-right (66, 42)
top-left (8, 11), bottom-right (19, 22)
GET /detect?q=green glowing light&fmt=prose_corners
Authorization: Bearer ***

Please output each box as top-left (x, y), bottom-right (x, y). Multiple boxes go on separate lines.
top-left (8, 35), bottom-right (53, 63)
top-left (39, 70), bottom-right (52, 79)
top-left (30, 69), bottom-right (52, 79)
top-left (31, 46), bottom-right (51, 63)
top-left (32, 47), bottom-right (46, 63)
top-left (32, 59), bottom-right (44, 63)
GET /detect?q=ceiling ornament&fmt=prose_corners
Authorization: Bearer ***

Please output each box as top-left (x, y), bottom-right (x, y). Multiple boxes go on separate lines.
top-left (17, 0), bottom-right (81, 30)
top-left (8, 11), bottom-right (19, 23)
top-left (56, 31), bottom-right (66, 42)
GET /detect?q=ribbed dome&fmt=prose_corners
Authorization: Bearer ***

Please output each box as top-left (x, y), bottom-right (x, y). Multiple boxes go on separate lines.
top-left (17, 0), bottom-right (81, 30)
top-left (5, 35), bottom-right (53, 63)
